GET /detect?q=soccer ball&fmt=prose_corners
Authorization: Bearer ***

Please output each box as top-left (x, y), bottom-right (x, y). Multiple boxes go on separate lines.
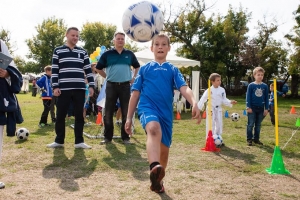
top-left (213, 134), bottom-right (223, 146)
top-left (16, 128), bottom-right (29, 140)
top-left (231, 113), bottom-right (240, 122)
top-left (122, 1), bottom-right (164, 42)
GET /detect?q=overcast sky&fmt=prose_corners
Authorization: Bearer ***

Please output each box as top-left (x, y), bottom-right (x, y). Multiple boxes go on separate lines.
top-left (1, 0), bottom-right (299, 58)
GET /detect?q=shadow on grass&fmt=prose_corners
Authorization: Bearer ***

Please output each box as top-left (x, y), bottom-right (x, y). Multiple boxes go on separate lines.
top-left (103, 141), bottom-right (148, 181)
top-left (255, 143), bottom-right (300, 159)
top-left (42, 148), bottom-right (98, 191)
top-left (215, 146), bottom-right (258, 166)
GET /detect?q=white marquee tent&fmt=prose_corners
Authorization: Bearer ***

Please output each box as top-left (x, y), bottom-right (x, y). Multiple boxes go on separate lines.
top-left (134, 49), bottom-right (200, 68)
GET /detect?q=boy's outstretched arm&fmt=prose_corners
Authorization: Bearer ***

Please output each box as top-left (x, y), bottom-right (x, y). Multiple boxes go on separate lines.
top-left (125, 90), bottom-right (140, 135)
top-left (179, 86), bottom-right (201, 124)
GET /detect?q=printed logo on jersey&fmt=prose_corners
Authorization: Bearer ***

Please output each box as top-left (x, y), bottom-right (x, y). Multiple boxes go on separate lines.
top-left (255, 88), bottom-right (263, 97)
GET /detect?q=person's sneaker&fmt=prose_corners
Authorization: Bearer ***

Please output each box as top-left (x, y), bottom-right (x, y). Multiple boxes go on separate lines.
top-left (150, 165), bottom-right (165, 193)
top-left (0, 182), bottom-right (5, 189)
top-left (52, 118), bottom-right (56, 123)
top-left (247, 139), bottom-right (253, 146)
top-left (75, 143), bottom-right (92, 149)
top-left (39, 123), bottom-right (51, 127)
top-left (123, 139), bottom-right (132, 145)
top-left (100, 139), bottom-right (111, 145)
top-left (253, 140), bottom-right (263, 145)
top-left (47, 142), bottom-right (64, 148)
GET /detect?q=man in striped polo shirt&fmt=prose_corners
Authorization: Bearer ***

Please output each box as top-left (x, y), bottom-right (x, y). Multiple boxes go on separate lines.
top-left (47, 27), bottom-right (94, 149)
top-left (96, 31), bottom-right (140, 145)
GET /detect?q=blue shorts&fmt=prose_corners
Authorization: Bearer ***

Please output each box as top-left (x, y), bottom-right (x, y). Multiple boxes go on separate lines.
top-left (139, 109), bottom-right (172, 147)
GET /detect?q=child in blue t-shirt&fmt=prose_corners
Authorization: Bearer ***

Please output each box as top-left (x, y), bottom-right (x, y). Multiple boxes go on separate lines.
top-left (269, 83), bottom-right (285, 125)
top-left (246, 66), bottom-right (269, 146)
top-left (125, 33), bottom-right (201, 193)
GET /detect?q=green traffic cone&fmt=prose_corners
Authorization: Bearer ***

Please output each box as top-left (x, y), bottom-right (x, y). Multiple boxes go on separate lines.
top-left (296, 118), bottom-right (300, 127)
top-left (266, 146), bottom-right (290, 175)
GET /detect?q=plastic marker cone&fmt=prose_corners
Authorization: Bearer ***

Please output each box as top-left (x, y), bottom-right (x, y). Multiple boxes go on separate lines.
top-left (176, 111), bottom-right (181, 120)
top-left (266, 146), bottom-right (290, 175)
top-left (96, 112), bottom-right (102, 125)
top-left (201, 130), bottom-right (220, 152)
top-left (296, 118), bottom-right (300, 127)
top-left (202, 111), bottom-right (206, 119)
top-left (243, 109), bottom-right (247, 116)
top-left (290, 106), bottom-right (296, 114)
top-left (224, 110), bottom-right (229, 118)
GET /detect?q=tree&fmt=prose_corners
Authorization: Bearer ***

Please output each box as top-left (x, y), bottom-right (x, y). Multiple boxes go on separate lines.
top-left (0, 28), bottom-right (16, 54)
top-left (124, 40), bottom-right (141, 52)
top-left (80, 22), bottom-right (116, 54)
top-left (285, 5), bottom-right (300, 97)
top-left (26, 17), bottom-right (67, 67)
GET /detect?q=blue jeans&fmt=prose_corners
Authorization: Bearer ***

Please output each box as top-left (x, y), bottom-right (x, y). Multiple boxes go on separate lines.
top-left (104, 81), bottom-right (131, 141)
top-left (246, 107), bottom-right (264, 141)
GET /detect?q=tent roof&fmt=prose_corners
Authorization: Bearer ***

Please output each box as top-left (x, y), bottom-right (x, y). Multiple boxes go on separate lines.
top-left (134, 49), bottom-right (200, 68)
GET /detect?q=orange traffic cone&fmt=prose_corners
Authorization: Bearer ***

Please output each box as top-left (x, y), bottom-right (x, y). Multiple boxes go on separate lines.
top-left (96, 112), bottom-right (102, 125)
top-left (201, 130), bottom-right (220, 152)
top-left (176, 111), bottom-right (181, 120)
top-left (290, 106), bottom-right (296, 114)
top-left (202, 111), bottom-right (206, 119)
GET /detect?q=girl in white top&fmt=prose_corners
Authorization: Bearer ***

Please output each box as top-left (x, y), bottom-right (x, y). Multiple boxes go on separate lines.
top-left (197, 73), bottom-right (237, 145)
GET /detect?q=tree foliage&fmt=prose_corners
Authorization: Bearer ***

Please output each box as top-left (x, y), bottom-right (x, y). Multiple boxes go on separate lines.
top-left (26, 17), bottom-right (67, 68)
top-left (0, 28), bottom-right (16, 54)
top-left (80, 22), bottom-right (116, 54)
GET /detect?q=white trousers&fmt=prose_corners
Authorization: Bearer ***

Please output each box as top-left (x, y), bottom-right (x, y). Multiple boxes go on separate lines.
top-left (205, 107), bottom-right (223, 138)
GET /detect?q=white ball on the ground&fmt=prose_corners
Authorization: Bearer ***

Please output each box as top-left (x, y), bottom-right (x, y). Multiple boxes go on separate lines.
top-left (16, 128), bottom-right (29, 140)
top-left (213, 134), bottom-right (223, 146)
top-left (231, 113), bottom-right (240, 122)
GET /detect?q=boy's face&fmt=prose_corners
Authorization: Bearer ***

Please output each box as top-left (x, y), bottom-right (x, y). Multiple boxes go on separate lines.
top-left (253, 71), bottom-right (264, 82)
top-left (270, 85), bottom-right (274, 91)
top-left (151, 37), bottom-right (170, 60)
top-left (212, 77), bottom-right (221, 87)
top-left (46, 70), bottom-right (52, 75)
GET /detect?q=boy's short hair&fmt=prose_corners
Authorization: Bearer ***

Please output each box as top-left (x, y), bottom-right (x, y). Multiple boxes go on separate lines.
top-left (270, 83), bottom-right (274, 87)
top-left (44, 65), bottom-right (51, 72)
top-left (209, 73), bottom-right (221, 82)
top-left (253, 66), bottom-right (265, 75)
top-left (151, 33), bottom-right (170, 46)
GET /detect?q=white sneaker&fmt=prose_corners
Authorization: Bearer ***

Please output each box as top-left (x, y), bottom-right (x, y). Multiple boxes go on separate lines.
top-left (75, 143), bottom-right (92, 149)
top-left (47, 142), bottom-right (64, 148)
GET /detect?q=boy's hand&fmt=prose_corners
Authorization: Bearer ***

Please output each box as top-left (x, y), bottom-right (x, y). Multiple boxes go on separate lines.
top-left (263, 110), bottom-right (268, 116)
top-left (231, 100), bottom-right (237, 105)
top-left (192, 103), bottom-right (201, 124)
top-left (125, 118), bottom-right (133, 136)
top-left (247, 108), bottom-right (252, 113)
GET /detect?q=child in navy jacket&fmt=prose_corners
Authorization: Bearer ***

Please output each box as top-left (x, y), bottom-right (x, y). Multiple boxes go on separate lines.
top-left (36, 65), bottom-right (53, 127)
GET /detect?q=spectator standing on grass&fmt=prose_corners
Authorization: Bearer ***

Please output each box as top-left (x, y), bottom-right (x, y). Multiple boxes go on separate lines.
top-left (246, 66), bottom-right (269, 146)
top-left (36, 65), bottom-right (53, 127)
top-left (47, 27), bottom-right (94, 149)
top-left (96, 31), bottom-right (140, 145)
top-left (0, 40), bottom-right (23, 189)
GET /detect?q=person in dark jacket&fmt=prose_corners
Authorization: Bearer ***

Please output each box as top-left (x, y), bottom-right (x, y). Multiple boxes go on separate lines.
top-left (36, 65), bottom-right (53, 127)
top-left (0, 39), bottom-right (23, 189)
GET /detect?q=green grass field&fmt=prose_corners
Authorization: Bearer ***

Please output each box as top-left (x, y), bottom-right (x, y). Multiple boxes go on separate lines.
top-left (1, 92), bottom-right (300, 199)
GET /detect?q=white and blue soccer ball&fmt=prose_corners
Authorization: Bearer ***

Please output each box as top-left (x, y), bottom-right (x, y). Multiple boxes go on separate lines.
top-left (16, 128), bottom-right (29, 140)
top-left (231, 113), bottom-right (240, 122)
top-left (213, 134), bottom-right (223, 146)
top-left (122, 1), bottom-right (164, 42)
